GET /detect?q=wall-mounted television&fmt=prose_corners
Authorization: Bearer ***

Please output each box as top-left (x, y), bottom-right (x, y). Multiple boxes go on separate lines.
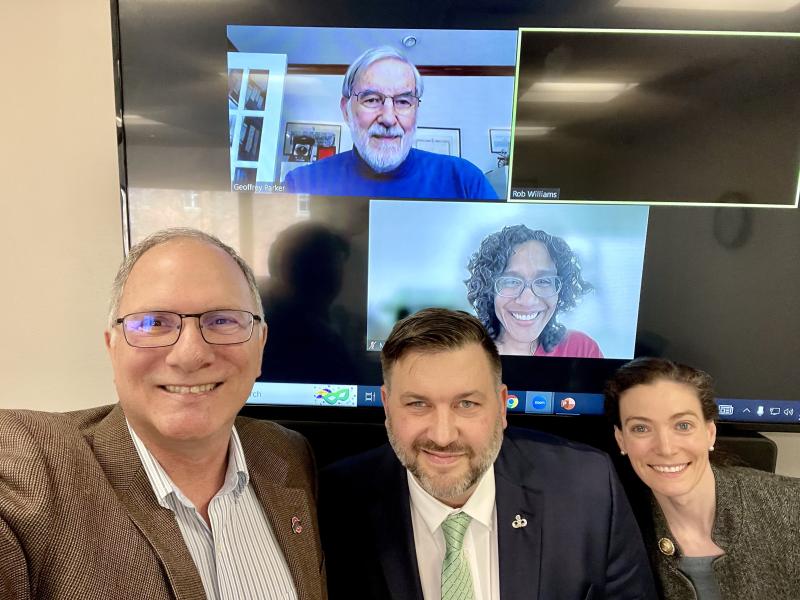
top-left (113, 0), bottom-right (800, 430)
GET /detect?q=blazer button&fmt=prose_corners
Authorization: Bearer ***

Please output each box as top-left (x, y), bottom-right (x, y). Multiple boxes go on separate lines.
top-left (658, 537), bottom-right (676, 556)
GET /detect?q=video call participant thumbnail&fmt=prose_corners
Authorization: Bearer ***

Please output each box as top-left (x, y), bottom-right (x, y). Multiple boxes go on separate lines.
top-left (466, 224), bottom-right (602, 358)
top-left (320, 307), bottom-right (655, 599)
top-left (0, 229), bottom-right (325, 600)
top-left (284, 46), bottom-right (498, 200)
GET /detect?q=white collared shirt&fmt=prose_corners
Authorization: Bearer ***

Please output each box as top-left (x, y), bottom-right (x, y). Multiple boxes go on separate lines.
top-left (128, 422), bottom-right (298, 600)
top-left (408, 467), bottom-right (500, 600)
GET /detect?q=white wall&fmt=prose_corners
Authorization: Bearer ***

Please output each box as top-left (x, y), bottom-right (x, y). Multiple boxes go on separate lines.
top-left (0, 0), bottom-right (796, 479)
top-left (0, 0), bottom-right (121, 412)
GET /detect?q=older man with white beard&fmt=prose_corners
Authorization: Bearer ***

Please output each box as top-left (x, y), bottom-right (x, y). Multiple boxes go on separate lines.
top-left (284, 46), bottom-right (498, 200)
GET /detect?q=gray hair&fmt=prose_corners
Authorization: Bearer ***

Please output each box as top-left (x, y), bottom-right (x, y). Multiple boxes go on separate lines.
top-left (341, 46), bottom-right (424, 99)
top-left (107, 228), bottom-right (263, 328)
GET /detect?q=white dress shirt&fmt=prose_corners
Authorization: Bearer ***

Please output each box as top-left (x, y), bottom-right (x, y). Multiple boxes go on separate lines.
top-left (128, 422), bottom-right (298, 600)
top-left (408, 466), bottom-right (500, 600)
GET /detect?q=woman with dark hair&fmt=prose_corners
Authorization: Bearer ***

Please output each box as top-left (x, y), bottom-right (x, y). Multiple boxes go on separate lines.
top-left (465, 224), bottom-right (601, 357)
top-left (605, 357), bottom-right (800, 599)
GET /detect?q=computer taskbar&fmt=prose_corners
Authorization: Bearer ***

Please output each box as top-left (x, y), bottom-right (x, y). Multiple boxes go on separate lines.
top-left (247, 382), bottom-right (799, 424)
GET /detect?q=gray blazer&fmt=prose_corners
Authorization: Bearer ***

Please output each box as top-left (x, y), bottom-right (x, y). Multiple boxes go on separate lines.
top-left (648, 465), bottom-right (800, 599)
top-left (0, 404), bottom-right (326, 600)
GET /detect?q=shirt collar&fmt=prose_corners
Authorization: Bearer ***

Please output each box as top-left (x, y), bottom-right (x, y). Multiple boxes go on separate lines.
top-left (127, 420), bottom-right (249, 510)
top-left (407, 465), bottom-right (496, 536)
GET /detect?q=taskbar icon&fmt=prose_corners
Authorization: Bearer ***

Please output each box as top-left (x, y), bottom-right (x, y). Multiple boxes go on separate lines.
top-left (312, 384), bottom-right (358, 407)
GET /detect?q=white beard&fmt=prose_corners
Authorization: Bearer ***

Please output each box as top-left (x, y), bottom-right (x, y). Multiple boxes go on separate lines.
top-left (346, 104), bottom-right (416, 173)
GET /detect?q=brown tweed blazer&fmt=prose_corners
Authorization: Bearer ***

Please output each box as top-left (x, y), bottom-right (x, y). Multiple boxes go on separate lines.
top-left (0, 404), bottom-right (327, 600)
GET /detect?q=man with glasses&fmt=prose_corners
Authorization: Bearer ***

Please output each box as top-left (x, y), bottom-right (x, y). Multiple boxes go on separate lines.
top-left (319, 308), bottom-right (655, 600)
top-left (284, 46), bottom-right (498, 200)
top-left (0, 228), bottom-right (326, 599)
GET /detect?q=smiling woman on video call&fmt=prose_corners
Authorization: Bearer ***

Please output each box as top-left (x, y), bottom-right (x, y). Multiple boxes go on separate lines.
top-left (605, 357), bottom-right (800, 599)
top-left (465, 224), bottom-right (601, 358)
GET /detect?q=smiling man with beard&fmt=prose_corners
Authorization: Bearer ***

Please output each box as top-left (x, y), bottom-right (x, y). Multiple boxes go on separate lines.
top-left (284, 47), bottom-right (498, 200)
top-left (319, 308), bottom-right (656, 600)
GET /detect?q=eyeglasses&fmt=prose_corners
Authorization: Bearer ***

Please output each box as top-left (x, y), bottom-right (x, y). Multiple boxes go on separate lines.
top-left (494, 275), bottom-right (562, 299)
top-left (351, 90), bottom-right (420, 115)
top-left (114, 310), bottom-right (261, 348)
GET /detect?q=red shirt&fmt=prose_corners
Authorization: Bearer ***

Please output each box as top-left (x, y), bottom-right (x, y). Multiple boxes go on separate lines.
top-left (533, 330), bottom-right (603, 358)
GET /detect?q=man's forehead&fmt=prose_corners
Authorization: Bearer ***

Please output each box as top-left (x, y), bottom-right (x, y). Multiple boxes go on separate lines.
top-left (393, 344), bottom-right (494, 381)
top-left (130, 238), bottom-right (226, 274)
top-left (386, 347), bottom-right (499, 406)
top-left (356, 58), bottom-right (415, 89)
top-left (120, 239), bottom-right (252, 309)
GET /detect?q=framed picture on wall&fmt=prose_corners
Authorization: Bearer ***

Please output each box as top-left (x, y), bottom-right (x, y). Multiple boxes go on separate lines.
top-left (282, 122), bottom-right (342, 162)
top-left (489, 128), bottom-right (511, 154)
top-left (414, 127), bottom-right (461, 157)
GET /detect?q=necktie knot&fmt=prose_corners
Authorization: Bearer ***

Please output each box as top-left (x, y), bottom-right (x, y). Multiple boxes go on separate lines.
top-left (442, 511), bottom-right (472, 554)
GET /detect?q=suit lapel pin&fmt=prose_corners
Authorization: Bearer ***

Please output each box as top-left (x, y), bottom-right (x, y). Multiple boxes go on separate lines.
top-left (658, 537), bottom-right (675, 555)
top-left (512, 514), bottom-right (528, 529)
top-left (291, 516), bottom-right (303, 534)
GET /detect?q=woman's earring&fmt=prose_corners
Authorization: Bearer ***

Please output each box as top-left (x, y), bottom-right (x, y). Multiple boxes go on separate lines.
top-left (709, 445), bottom-right (715, 452)
top-left (620, 450), bottom-right (627, 456)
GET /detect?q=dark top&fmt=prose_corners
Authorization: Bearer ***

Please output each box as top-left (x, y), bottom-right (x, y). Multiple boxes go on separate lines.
top-left (320, 426), bottom-right (656, 600)
top-left (679, 556), bottom-right (722, 600)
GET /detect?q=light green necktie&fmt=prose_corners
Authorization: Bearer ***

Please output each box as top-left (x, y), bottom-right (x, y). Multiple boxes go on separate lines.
top-left (441, 511), bottom-right (475, 600)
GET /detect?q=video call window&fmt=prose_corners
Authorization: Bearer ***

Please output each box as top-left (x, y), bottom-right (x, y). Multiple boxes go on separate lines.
top-left (366, 200), bottom-right (649, 359)
top-left (116, 2), bottom-right (800, 426)
top-left (509, 29), bottom-right (800, 207)
top-left (227, 26), bottom-right (518, 200)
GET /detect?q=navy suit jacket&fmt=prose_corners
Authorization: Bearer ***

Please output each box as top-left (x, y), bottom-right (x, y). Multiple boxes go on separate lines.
top-left (319, 427), bottom-right (656, 600)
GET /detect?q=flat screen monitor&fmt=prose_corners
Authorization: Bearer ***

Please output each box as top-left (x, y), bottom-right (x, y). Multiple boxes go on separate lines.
top-left (113, 0), bottom-right (800, 430)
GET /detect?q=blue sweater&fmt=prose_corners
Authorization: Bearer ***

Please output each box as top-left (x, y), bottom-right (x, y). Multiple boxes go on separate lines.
top-left (284, 148), bottom-right (499, 200)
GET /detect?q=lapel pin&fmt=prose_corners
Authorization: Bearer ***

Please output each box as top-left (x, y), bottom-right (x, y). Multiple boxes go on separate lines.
top-left (658, 537), bottom-right (675, 556)
top-left (512, 514), bottom-right (528, 529)
top-left (291, 516), bottom-right (303, 534)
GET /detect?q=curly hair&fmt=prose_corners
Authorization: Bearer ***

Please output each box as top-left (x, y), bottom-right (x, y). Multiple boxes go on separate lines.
top-left (465, 225), bottom-right (593, 352)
